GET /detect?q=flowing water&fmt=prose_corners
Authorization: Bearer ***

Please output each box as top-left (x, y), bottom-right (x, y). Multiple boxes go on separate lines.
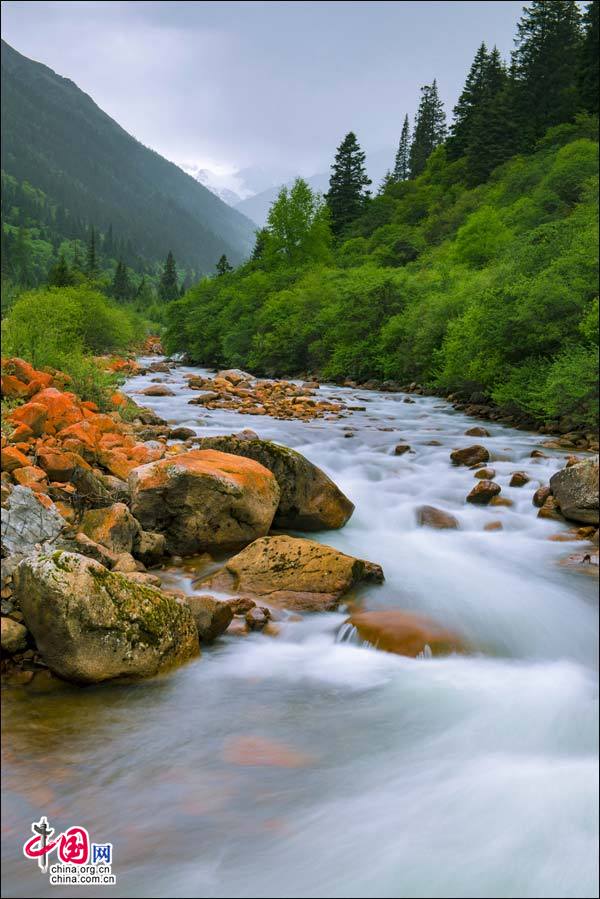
top-left (2, 360), bottom-right (598, 898)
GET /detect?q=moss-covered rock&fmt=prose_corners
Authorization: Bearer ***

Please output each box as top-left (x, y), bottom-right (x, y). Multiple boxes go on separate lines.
top-left (14, 551), bottom-right (199, 684)
top-left (194, 435), bottom-right (354, 530)
top-left (202, 535), bottom-right (384, 611)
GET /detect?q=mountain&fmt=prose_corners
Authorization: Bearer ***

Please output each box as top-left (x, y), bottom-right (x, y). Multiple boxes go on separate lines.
top-left (179, 164), bottom-right (244, 206)
top-left (0, 40), bottom-right (256, 272)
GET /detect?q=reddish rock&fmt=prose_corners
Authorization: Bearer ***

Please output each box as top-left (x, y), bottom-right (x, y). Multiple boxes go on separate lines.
top-left (29, 388), bottom-right (85, 431)
top-left (349, 609), bottom-right (466, 658)
top-left (466, 480), bottom-right (501, 504)
top-left (9, 401), bottom-right (49, 436)
top-left (510, 471), bottom-right (530, 487)
top-left (13, 465), bottom-right (48, 490)
top-left (483, 521), bottom-right (503, 531)
top-left (537, 496), bottom-right (564, 521)
top-left (37, 449), bottom-right (90, 482)
top-left (1, 446), bottom-right (30, 472)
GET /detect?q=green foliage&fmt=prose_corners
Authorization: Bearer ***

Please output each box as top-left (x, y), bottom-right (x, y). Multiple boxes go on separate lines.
top-left (264, 179), bottom-right (332, 265)
top-left (2, 285), bottom-right (139, 406)
top-left (166, 122), bottom-right (598, 429)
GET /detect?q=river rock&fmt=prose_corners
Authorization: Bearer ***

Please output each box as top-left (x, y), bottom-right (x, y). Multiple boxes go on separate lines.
top-left (245, 606), bottom-right (271, 630)
top-left (80, 502), bottom-right (141, 554)
top-left (192, 436), bottom-right (354, 530)
top-left (139, 385), bottom-right (175, 397)
top-left (450, 445), bottom-right (489, 466)
top-left (1, 486), bottom-right (64, 554)
top-left (416, 505), bottom-right (459, 529)
top-left (464, 426), bottom-right (490, 437)
top-left (1, 617), bottom-right (28, 653)
top-left (474, 467), bottom-right (496, 480)
top-left (537, 495), bottom-right (564, 521)
top-left (393, 444), bottom-right (412, 456)
top-left (466, 480), bottom-right (501, 504)
top-left (549, 457), bottom-right (599, 525)
top-left (184, 594), bottom-right (233, 642)
top-left (129, 450), bottom-right (279, 554)
top-left (14, 551), bottom-right (199, 683)
top-left (532, 485), bottom-right (551, 507)
top-left (348, 610), bottom-right (465, 658)
top-left (203, 535), bottom-right (384, 612)
top-left (217, 369), bottom-right (253, 385)
top-left (510, 471), bottom-right (530, 487)
top-left (168, 426), bottom-right (196, 441)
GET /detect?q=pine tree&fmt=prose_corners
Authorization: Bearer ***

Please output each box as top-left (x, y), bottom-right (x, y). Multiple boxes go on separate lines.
top-left (104, 223), bottom-right (115, 258)
top-left (325, 132), bottom-right (372, 236)
top-left (110, 259), bottom-right (132, 302)
top-left (216, 254), bottom-right (234, 276)
top-left (48, 253), bottom-right (74, 287)
top-left (465, 48), bottom-right (514, 184)
top-left (158, 250), bottom-right (179, 301)
top-left (378, 170), bottom-right (395, 194)
top-left (447, 43), bottom-right (490, 160)
top-left (512, 0), bottom-right (583, 149)
top-left (409, 80), bottom-right (447, 178)
top-left (86, 226), bottom-right (98, 278)
top-left (579, 0), bottom-right (599, 114)
top-left (251, 229), bottom-right (269, 262)
top-left (393, 115), bottom-right (411, 181)
top-left (135, 276), bottom-right (155, 306)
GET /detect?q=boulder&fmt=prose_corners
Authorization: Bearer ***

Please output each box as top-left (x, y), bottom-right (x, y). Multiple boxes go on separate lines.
top-left (510, 471), bottom-right (531, 487)
top-left (393, 444), bottom-right (412, 456)
top-left (549, 457), bottom-right (599, 525)
top-left (183, 594), bottom-right (233, 643)
top-left (348, 610), bottom-right (465, 658)
top-left (14, 551), bottom-right (199, 684)
top-left (202, 535), bottom-right (384, 612)
top-left (450, 445), bottom-right (489, 466)
top-left (129, 449), bottom-right (280, 554)
top-left (466, 480), bottom-right (501, 504)
top-left (537, 496), bottom-right (564, 521)
top-left (80, 502), bottom-right (141, 554)
top-left (1, 617), bottom-right (28, 653)
top-left (168, 427), bottom-right (196, 441)
top-left (416, 505), bottom-right (459, 529)
top-left (192, 436), bottom-right (354, 530)
top-left (245, 606), bottom-right (270, 631)
top-left (1, 486), bottom-right (64, 554)
top-left (464, 426), bottom-right (490, 437)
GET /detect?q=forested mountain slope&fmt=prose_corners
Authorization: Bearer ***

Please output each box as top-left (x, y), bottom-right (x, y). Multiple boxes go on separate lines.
top-left (1, 40), bottom-right (256, 272)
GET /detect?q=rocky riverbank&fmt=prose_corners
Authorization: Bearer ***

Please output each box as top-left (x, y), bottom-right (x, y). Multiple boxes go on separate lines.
top-left (1, 353), bottom-right (598, 688)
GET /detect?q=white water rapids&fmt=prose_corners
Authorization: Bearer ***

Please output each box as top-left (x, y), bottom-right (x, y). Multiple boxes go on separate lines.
top-left (2, 359), bottom-right (598, 898)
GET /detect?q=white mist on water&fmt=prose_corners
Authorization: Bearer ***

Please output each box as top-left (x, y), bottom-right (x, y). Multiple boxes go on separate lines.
top-left (2, 360), bottom-right (597, 899)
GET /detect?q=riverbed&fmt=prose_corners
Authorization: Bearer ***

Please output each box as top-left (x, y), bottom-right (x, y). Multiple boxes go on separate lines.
top-left (2, 360), bottom-right (598, 898)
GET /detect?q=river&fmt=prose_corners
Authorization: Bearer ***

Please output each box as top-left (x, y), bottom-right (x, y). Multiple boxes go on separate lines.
top-left (2, 359), bottom-right (598, 898)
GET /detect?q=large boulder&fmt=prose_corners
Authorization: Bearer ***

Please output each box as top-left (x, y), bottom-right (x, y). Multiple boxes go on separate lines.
top-left (1, 486), bottom-right (64, 554)
top-left (193, 435), bottom-right (354, 530)
top-left (549, 457), bottom-right (599, 525)
top-left (348, 610), bottom-right (466, 658)
top-left (466, 480), bottom-right (501, 505)
top-left (14, 551), bottom-right (199, 683)
top-left (129, 450), bottom-right (280, 554)
top-left (80, 502), bottom-right (141, 554)
top-left (203, 535), bottom-right (384, 611)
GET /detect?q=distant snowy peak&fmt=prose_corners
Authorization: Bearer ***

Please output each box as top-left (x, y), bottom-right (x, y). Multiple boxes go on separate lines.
top-left (180, 164), bottom-right (244, 206)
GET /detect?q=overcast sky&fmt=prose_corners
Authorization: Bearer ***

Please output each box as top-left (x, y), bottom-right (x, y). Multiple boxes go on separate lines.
top-left (2, 1), bottom-right (525, 188)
